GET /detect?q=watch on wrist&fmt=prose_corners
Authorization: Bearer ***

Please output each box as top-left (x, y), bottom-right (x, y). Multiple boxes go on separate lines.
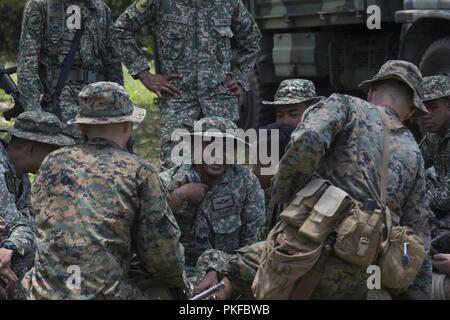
top-left (0, 240), bottom-right (17, 252)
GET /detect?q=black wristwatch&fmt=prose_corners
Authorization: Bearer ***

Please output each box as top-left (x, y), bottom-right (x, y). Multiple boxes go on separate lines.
top-left (0, 240), bottom-right (17, 253)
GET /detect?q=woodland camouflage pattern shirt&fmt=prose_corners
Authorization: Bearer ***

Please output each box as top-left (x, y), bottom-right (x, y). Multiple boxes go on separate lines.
top-left (111, 0), bottom-right (261, 96)
top-left (159, 164), bottom-right (265, 269)
top-left (24, 138), bottom-right (189, 299)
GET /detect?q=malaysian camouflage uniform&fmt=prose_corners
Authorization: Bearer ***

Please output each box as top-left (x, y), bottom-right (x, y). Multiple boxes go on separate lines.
top-left (159, 117), bottom-right (265, 279)
top-left (111, 0), bottom-right (261, 170)
top-left (17, 0), bottom-right (123, 140)
top-left (262, 79), bottom-right (324, 107)
top-left (198, 61), bottom-right (433, 299)
top-left (23, 82), bottom-right (190, 300)
top-left (0, 111), bottom-right (73, 300)
top-left (419, 76), bottom-right (450, 238)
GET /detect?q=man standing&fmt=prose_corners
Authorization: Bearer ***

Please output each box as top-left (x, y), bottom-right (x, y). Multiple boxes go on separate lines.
top-left (17, 0), bottom-right (123, 141)
top-left (262, 79), bottom-right (324, 128)
top-left (418, 75), bottom-right (450, 238)
top-left (23, 82), bottom-right (190, 299)
top-left (159, 117), bottom-right (265, 280)
top-left (111, 0), bottom-right (261, 170)
top-left (0, 111), bottom-right (74, 299)
top-left (195, 60), bottom-right (433, 300)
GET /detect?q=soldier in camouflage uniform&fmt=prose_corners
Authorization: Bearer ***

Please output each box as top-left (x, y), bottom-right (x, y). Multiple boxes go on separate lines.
top-left (418, 76), bottom-right (450, 239)
top-left (262, 79), bottom-right (324, 128)
top-left (17, 0), bottom-right (123, 141)
top-left (23, 82), bottom-right (190, 299)
top-left (195, 60), bottom-right (433, 300)
top-left (159, 117), bottom-right (265, 280)
top-left (111, 0), bottom-right (261, 170)
top-left (0, 111), bottom-right (74, 300)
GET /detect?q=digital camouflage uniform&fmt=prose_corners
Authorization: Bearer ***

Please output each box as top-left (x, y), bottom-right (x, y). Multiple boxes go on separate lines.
top-left (197, 61), bottom-right (433, 299)
top-left (23, 82), bottom-right (190, 300)
top-left (419, 76), bottom-right (450, 239)
top-left (159, 117), bottom-right (265, 279)
top-left (17, 0), bottom-right (123, 140)
top-left (0, 111), bottom-right (73, 300)
top-left (111, 0), bottom-right (261, 170)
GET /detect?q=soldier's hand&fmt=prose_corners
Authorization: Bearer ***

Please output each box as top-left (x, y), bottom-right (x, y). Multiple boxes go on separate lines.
top-left (0, 266), bottom-right (18, 294)
top-left (137, 70), bottom-right (182, 98)
top-left (175, 183), bottom-right (208, 206)
top-left (226, 79), bottom-right (241, 98)
top-left (196, 271), bottom-right (233, 300)
top-left (432, 253), bottom-right (450, 274)
top-left (0, 248), bottom-right (13, 270)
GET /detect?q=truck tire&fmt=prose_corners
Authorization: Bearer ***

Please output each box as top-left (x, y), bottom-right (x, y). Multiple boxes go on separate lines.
top-left (419, 38), bottom-right (450, 76)
top-left (238, 69), bottom-right (277, 129)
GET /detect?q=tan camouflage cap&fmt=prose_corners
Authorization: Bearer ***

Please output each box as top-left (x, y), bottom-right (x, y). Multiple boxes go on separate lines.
top-left (359, 60), bottom-right (428, 115)
top-left (422, 75), bottom-right (450, 102)
top-left (68, 82), bottom-right (146, 125)
top-left (1, 111), bottom-right (75, 146)
top-left (262, 79), bottom-right (323, 106)
top-left (185, 116), bottom-right (249, 146)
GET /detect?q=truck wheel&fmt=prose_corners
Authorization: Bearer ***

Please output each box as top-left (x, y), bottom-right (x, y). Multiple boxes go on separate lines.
top-left (238, 69), bottom-right (277, 129)
top-left (419, 38), bottom-right (450, 76)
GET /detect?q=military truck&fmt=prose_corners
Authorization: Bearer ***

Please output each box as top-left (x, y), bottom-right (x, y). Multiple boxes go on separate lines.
top-left (239, 0), bottom-right (450, 129)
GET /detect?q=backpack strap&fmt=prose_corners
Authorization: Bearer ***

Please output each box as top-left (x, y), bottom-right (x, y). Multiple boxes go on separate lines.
top-left (47, 0), bottom-right (65, 44)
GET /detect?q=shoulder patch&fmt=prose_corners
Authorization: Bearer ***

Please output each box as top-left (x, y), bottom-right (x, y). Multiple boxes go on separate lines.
top-left (135, 0), bottom-right (152, 14)
top-left (4, 172), bottom-right (15, 194)
top-left (27, 10), bottom-right (42, 31)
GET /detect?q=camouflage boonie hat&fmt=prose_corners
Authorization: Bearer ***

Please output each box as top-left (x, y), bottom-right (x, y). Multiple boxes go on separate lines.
top-left (68, 82), bottom-right (146, 125)
top-left (359, 60), bottom-right (428, 115)
top-left (0, 111), bottom-right (75, 146)
top-left (262, 79), bottom-right (323, 106)
top-left (422, 75), bottom-right (450, 102)
top-left (185, 116), bottom-right (249, 146)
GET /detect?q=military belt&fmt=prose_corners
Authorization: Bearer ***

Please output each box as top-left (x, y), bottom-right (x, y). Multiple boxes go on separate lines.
top-left (51, 68), bottom-right (104, 85)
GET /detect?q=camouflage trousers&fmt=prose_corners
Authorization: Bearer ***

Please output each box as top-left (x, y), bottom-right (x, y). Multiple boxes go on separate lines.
top-left (159, 95), bottom-right (239, 171)
top-left (41, 82), bottom-right (85, 143)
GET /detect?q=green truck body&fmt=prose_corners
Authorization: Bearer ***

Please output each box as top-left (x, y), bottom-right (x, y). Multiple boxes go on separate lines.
top-left (239, 0), bottom-right (450, 128)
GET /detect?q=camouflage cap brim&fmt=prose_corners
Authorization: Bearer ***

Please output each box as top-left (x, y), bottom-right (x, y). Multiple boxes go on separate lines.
top-left (67, 107), bottom-right (146, 125)
top-left (0, 128), bottom-right (75, 146)
top-left (262, 96), bottom-right (322, 106)
top-left (183, 132), bottom-right (251, 147)
top-left (359, 74), bottom-right (428, 116)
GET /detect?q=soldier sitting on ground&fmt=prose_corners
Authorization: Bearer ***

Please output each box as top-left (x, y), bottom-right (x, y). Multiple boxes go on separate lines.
top-left (22, 82), bottom-right (190, 300)
top-left (262, 79), bottom-right (324, 128)
top-left (418, 75), bottom-right (450, 239)
top-left (159, 117), bottom-right (265, 281)
top-left (195, 60), bottom-right (432, 300)
top-left (0, 111), bottom-right (74, 299)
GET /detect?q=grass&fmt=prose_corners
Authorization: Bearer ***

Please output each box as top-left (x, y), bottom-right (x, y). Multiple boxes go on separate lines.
top-left (0, 64), bottom-right (162, 169)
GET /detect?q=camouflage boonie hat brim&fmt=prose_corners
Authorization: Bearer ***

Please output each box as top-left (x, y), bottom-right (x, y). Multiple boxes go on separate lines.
top-left (183, 116), bottom-right (250, 146)
top-left (0, 111), bottom-right (75, 146)
top-left (422, 75), bottom-right (450, 102)
top-left (67, 81), bottom-right (146, 125)
top-left (262, 79), bottom-right (323, 106)
top-left (359, 60), bottom-right (428, 115)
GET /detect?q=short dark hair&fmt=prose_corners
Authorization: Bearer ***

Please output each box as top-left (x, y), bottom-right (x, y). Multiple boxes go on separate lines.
top-left (257, 123), bottom-right (295, 158)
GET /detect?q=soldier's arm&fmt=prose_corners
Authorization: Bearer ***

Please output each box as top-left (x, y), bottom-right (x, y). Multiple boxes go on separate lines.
top-left (271, 94), bottom-right (349, 203)
top-left (110, 0), bottom-right (157, 78)
top-left (0, 164), bottom-right (35, 258)
top-left (426, 141), bottom-right (450, 212)
top-left (239, 172), bottom-right (265, 246)
top-left (136, 167), bottom-right (190, 293)
top-left (102, 5), bottom-right (124, 85)
top-left (17, 0), bottom-right (45, 112)
top-left (230, 0), bottom-right (262, 91)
